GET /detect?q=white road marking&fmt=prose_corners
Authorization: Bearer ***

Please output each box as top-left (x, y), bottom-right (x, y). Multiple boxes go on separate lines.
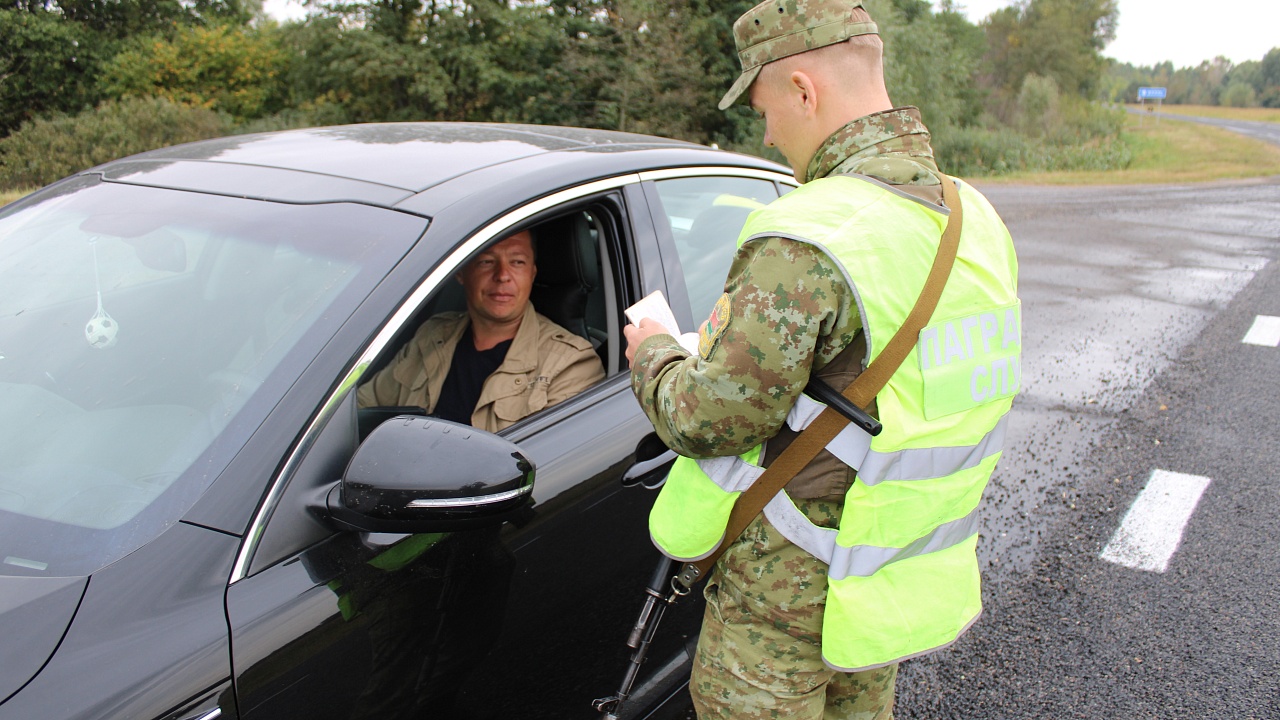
top-left (1242, 315), bottom-right (1280, 346)
top-left (1100, 470), bottom-right (1212, 573)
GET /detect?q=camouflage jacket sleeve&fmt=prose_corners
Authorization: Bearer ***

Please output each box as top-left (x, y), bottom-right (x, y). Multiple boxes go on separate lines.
top-left (630, 237), bottom-right (861, 458)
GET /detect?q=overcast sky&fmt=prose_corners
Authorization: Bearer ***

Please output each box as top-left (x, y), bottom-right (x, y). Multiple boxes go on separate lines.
top-left (262, 0), bottom-right (305, 23)
top-left (950, 0), bottom-right (1278, 68)
top-left (263, 0), bottom-right (1279, 69)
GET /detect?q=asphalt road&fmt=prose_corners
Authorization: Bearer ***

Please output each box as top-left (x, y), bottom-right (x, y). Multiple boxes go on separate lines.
top-left (1133, 108), bottom-right (1280, 146)
top-left (895, 178), bottom-right (1280, 719)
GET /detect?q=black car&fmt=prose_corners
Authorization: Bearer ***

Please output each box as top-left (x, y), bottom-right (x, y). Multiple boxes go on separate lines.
top-left (0, 123), bottom-right (795, 720)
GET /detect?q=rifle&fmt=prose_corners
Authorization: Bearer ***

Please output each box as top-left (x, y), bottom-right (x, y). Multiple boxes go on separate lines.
top-left (803, 377), bottom-right (882, 436)
top-left (591, 555), bottom-right (687, 719)
top-left (595, 377), bottom-right (881, 716)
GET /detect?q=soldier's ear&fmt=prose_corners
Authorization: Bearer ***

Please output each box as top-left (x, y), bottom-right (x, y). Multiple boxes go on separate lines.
top-left (789, 70), bottom-right (818, 117)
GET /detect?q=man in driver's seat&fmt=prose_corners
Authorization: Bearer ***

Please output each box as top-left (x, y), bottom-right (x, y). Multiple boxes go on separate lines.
top-left (357, 229), bottom-right (605, 433)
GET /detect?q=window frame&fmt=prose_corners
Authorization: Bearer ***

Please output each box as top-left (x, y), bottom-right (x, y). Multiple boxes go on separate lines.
top-left (230, 174), bottom-right (649, 583)
top-left (637, 167), bottom-right (797, 330)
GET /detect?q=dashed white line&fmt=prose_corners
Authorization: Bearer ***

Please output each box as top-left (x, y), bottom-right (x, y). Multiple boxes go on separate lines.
top-left (1241, 315), bottom-right (1280, 347)
top-left (1100, 469), bottom-right (1211, 573)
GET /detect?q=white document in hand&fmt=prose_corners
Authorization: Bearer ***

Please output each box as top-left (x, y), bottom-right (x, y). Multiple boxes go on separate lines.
top-left (625, 290), bottom-right (700, 354)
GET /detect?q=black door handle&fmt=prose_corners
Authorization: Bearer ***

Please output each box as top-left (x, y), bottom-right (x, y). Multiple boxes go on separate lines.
top-left (622, 434), bottom-right (677, 489)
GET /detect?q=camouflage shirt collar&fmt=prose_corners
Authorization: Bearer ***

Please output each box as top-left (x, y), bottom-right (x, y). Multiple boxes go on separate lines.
top-left (802, 107), bottom-right (939, 185)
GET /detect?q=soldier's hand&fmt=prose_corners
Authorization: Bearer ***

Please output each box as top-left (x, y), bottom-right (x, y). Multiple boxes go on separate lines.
top-left (624, 318), bottom-right (669, 367)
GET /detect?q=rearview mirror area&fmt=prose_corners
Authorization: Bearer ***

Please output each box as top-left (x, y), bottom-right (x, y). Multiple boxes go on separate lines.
top-left (326, 416), bottom-right (535, 533)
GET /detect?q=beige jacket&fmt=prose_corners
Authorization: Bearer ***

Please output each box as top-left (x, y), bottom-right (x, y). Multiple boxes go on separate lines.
top-left (357, 304), bottom-right (605, 433)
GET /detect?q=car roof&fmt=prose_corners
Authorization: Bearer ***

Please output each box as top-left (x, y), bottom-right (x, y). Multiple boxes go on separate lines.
top-left (89, 123), bottom-right (786, 214)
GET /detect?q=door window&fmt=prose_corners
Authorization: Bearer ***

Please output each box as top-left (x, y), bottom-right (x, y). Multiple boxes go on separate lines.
top-left (246, 198), bottom-right (629, 577)
top-left (651, 176), bottom-right (779, 322)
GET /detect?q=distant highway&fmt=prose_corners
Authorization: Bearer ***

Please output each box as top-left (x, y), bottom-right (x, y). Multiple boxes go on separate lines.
top-left (1129, 107), bottom-right (1280, 146)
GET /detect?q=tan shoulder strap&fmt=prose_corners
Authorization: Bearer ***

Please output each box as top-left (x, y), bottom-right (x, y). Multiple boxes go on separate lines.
top-left (675, 174), bottom-right (965, 589)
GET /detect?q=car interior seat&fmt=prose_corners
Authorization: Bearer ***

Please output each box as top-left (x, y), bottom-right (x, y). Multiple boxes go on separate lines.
top-left (529, 213), bottom-right (608, 355)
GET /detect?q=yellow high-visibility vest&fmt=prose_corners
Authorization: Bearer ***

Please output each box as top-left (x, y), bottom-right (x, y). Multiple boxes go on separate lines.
top-left (649, 174), bottom-right (1020, 671)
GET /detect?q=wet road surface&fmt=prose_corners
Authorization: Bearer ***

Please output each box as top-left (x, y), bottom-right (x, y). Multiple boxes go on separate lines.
top-left (896, 177), bottom-right (1280, 719)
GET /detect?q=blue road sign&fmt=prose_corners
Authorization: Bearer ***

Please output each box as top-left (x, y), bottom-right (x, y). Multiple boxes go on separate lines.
top-left (1138, 86), bottom-right (1167, 100)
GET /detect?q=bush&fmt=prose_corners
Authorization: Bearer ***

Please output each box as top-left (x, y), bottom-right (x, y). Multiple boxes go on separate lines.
top-left (1221, 81), bottom-right (1258, 108)
top-left (1052, 98), bottom-right (1126, 142)
top-left (935, 123), bottom-right (1132, 177)
top-left (0, 97), bottom-right (228, 190)
top-left (1016, 74), bottom-right (1061, 137)
top-left (934, 93), bottom-right (1129, 177)
top-left (934, 125), bottom-right (1033, 176)
top-left (101, 24), bottom-right (288, 122)
top-left (232, 96), bottom-right (352, 135)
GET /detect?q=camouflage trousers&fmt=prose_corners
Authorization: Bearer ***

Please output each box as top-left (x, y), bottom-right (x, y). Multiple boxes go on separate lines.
top-left (689, 498), bottom-right (897, 720)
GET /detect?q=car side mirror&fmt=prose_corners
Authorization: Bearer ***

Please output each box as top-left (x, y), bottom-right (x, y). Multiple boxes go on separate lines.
top-left (325, 415), bottom-right (535, 533)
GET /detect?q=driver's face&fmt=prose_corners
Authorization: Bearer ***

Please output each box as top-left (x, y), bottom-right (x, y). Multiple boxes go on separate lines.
top-left (459, 231), bottom-right (537, 326)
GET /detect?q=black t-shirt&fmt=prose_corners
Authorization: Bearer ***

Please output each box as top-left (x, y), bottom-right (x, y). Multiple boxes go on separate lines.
top-left (431, 327), bottom-right (513, 425)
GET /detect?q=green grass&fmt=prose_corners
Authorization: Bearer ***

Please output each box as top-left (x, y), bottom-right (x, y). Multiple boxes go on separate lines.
top-left (976, 113), bottom-right (1280, 185)
top-left (0, 188), bottom-right (31, 207)
top-left (1126, 103), bottom-right (1280, 124)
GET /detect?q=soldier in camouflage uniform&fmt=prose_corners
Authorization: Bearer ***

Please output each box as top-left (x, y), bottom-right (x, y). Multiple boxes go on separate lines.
top-left (623, 0), bottom-right (957, 717)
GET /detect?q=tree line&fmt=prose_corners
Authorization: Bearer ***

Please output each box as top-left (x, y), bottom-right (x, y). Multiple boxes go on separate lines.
top-left (2, 0), bottom-right (1134, 188)
top-left (1104, 50), bottom-right (1280, 108)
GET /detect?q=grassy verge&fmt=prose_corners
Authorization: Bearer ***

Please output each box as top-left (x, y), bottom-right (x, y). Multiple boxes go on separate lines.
top-left (1, 189), bottom-right (32, 207)
top-left (1126, 104), bottom-right (1280, 124)
top-left (976, 113), bottom-right (1280, 185)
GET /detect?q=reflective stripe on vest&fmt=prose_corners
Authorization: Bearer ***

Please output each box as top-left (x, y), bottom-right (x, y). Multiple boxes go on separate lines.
top-left (693, 397), bottom-right (1008, 494)
top-left (762, 491), bottom-right (981, 580)
top-left (788, 394), bottom-right (1010, 485)
top-left (648, 445), bottom-right (764, 562)
top-left (694, 453), bottom-right (765, 493)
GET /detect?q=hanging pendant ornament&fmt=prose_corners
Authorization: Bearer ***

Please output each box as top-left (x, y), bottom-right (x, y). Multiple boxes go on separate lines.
top-left (85, 238), bottom-right (118, 349)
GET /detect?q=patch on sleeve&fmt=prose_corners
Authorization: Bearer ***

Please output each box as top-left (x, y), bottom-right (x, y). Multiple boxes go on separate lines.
top-left (699, 293), bottom-right (732, 360)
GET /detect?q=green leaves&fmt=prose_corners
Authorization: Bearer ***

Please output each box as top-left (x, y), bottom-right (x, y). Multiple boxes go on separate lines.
top-left (0, 9), bottom-right (107, 136)
top-left (0, 0), bottom-right (1156, 188)
top-left (981, 0), bottom-right (1119, 100)
top-left (1105, 47), bottom-right (1280, 108)
top-left (102, 24), bottom-right (287, 120)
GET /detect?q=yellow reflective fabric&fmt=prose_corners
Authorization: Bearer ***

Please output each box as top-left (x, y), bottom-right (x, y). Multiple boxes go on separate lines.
top-left (918, 302), bottom-right (1022, 419)
top-left (649, 445), bottom-right (762, 562)
top-left (835, 457), bottom-right (996, 548)
top-left (648, 174), bottom-right (1018, 670)
top-left (822, 536), bottom-right (982, 672)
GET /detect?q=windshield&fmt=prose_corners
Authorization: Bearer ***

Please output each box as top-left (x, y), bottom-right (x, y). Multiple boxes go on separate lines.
top-left (0, 178), bottom-right (427, 576)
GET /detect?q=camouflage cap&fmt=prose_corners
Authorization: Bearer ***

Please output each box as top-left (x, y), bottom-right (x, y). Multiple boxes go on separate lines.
top-left (718, 0), bottom-right (878, 111)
